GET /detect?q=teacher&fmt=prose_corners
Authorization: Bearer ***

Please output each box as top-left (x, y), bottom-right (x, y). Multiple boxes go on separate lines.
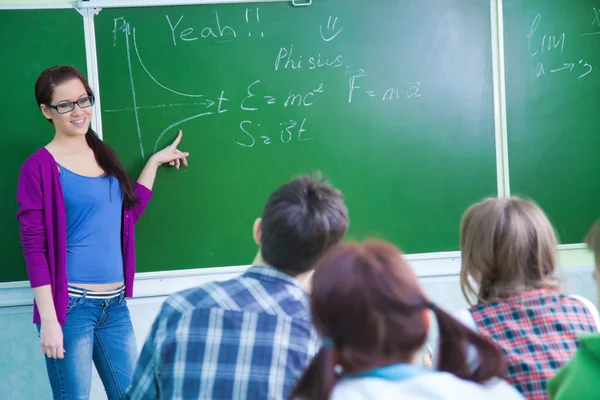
top-left (16, 65), bottom-right (188, 400)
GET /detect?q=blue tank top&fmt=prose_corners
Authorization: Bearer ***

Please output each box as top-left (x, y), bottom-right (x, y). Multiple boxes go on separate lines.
top-left (60, 165), bottom-right (124, 284)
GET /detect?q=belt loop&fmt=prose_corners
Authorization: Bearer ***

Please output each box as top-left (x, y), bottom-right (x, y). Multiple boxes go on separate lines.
top-left (119, 286), bottom-right (125, 302)
top-left (75, 287), bottom-right (87, 304)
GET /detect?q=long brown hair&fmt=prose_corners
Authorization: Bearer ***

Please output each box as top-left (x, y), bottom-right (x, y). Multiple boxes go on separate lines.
top-left (289, 240), bottom-right (506, 400)
top-left (459, 197), bottom-right (560, 305)
top-left (34, 65), bottom-right (139, 209)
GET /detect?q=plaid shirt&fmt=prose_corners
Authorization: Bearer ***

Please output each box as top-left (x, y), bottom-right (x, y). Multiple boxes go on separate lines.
top-left (125, 266), bottom-right (320, 400)
top-left (470, 289), bottom-right (597, 400)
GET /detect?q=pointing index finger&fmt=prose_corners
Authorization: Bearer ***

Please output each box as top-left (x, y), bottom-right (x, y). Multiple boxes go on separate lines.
top-left (170, 130), bottom-right (183, 149)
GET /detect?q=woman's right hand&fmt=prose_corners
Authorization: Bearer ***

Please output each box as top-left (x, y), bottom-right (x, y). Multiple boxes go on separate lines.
top-left (40, 319), bottom-right (65, 359)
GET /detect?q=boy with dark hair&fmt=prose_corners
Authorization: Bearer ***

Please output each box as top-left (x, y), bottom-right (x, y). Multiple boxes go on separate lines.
top-left (125, 174), bottom-right (349, 400)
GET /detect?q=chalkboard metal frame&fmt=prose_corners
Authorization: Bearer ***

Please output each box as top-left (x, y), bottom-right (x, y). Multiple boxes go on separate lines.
top-left (0, 3), bottom-right (73, 10)
top-left (78, 0), bottom-right (289, 10)
top-left (81, 7), bottom-right (104, 136)
top-left (494, 0), bottom-right (510, 199)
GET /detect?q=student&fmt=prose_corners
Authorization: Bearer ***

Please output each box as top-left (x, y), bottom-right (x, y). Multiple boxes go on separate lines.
top-left (16, 65), bottom-right (189, 400)
top-left (125, 174), bottom-right (349, 400)
top-left (450, 197), bottom-right (600, 400)
top-left (289, 240), bottom-right (524, 400)
top-left (548, 220), bottom-right (600, 400)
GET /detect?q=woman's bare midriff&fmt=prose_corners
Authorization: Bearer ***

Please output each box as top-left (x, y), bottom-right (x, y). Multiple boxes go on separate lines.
top-left (69, 282), bottom-right (124, 291)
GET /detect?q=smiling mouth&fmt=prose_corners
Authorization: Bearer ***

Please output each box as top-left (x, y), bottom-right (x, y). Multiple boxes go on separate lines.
top-left (71, 118), bottom-right (86, 125)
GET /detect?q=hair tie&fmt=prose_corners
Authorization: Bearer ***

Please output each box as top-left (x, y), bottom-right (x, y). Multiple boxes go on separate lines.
top-left (321, 336), bottom-right (336, 349)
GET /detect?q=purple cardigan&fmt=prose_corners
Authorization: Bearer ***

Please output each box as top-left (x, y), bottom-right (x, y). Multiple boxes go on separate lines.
top-left (16, 148), bottom-right (153, 325)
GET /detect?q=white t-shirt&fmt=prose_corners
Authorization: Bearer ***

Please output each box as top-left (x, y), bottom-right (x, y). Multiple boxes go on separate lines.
top-left (330, 372), bottom-right (525, 400)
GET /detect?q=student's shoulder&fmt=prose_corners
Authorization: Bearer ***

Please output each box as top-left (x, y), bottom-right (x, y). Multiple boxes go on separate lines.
top-left (565, 294), bottom-right (600, 330)
top-left (20, 148), bottom-right (53, 174)
top-left (161, 277), bottom-right (242, 316)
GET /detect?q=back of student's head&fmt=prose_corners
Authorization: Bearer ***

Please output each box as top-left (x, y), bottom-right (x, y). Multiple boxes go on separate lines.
top-left (586, 220), bottom-right (600, 307)
top-left (290, 240), bottom-right (506, 400)
top-left (260, 173), bottom-right (348, 275)
top-left (586, 220), bottom-right (600, 269)
top-left (460, 196), bottom-right (560, 305)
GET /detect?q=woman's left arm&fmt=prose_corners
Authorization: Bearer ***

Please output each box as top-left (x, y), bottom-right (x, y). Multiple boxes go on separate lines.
top-left (137, 130), bottom-right (188, 190)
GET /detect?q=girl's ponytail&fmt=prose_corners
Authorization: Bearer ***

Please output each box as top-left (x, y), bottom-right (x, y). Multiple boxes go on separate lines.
top-left (86, 129), bottom-right (139, 209)
top-left (431, 303), bottom-right (506, 383)
top-left (288, 347), bottom-right (337, 400)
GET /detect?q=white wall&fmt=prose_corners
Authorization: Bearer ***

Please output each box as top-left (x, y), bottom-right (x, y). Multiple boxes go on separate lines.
top-left (0, 263), bottom-right (595, 400)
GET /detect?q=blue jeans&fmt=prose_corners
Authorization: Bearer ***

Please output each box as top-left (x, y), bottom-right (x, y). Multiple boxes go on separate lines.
top-left (36, 290), bottom-right (137, 400)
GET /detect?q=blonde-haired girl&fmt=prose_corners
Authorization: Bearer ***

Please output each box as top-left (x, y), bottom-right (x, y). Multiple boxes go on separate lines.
top-left (451, 197), bottom-right (599, 400)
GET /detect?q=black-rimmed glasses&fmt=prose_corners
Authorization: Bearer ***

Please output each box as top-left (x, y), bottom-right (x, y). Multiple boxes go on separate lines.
top-left (47, 96), bottom-right (95, 114)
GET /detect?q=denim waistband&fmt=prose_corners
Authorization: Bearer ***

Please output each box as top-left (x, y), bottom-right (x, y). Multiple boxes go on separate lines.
top-left (68, 285), bottom-right (125, 299)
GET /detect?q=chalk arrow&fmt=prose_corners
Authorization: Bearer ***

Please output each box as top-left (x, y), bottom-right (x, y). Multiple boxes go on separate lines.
top-left (550, 63), bottom-right (575, 73)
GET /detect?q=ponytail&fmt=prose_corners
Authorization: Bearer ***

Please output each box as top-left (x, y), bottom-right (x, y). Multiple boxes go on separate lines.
top-left (288, 348), bottom-right (337, 400)
top-left (86, 129), bottom-right (140, 210)
top-left (431, 303), bottom-right (506, 383)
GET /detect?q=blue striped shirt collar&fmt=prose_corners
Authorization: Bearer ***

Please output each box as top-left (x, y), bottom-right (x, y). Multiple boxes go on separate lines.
top-left (243, 265), bottom-right (306, 289)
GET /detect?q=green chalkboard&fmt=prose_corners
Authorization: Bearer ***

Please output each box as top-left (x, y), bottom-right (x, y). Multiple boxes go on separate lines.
top-left (0, 9), bottom-right (86, 283)
top-left (95, 0), bottom-right (497, 273)
top-left (504, 1), bottom-right (600, 244)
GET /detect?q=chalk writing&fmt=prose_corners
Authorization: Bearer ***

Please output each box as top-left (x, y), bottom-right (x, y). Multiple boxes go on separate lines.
top-left (155, 112), bottom-right (213, 153)
top-left (320, 16), bottom-right (343, 42)
top-left (217, 90), bottom-right (229, 113)
top-left (406, 83), bottom-right (422, 99)
top-left (536, 60), bottom-right (592, 80)
top-left (104, 101), bottom-right (210, 113)
top-left (105, 79), bottom-right (326, 115)
top-left (237, 80), bottom-right (324, 110)
top-left (274, 45), bottom-right (343, 71)
top-left (526, 14), bottom-right (594, 80)
top-left (131, 25), bottom-right (205, 97)
top-left (550, 63), bottom-right (574, 73)
top-left (241, 80), bottom-right (261, 111)
top-left (236, 120), bottom-right (255, 147)
top-left (165, 12), bottom-right (236, 46)
top-left (536, 63), bottom-right (546, 77)
top-left (348, 70), bottom-right (366, 103)
top-left (579, 7), bottom-right (600, 36)
top-left (527, 14), bottom-right (565, 57)
top-left (550, 60), bottom-right (593, 79)
top-left (281, 118), bottom-right (310, 143)
top-left (284, 84), bottom-right (324, 107)
top-left (348, 71), bottom-right (422, 102)
top-left (245, 7), bottom-right (263, 37)
top-left (235, 118), bottom-right (310, 148)
top-left (110, 11), bottom-right (435, 156)
top-left (112, 17), bottom-right (145, 159)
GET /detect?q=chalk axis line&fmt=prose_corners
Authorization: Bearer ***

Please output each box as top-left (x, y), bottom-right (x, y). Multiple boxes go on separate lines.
top-left (112, 19), bottom-right (213, 159)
